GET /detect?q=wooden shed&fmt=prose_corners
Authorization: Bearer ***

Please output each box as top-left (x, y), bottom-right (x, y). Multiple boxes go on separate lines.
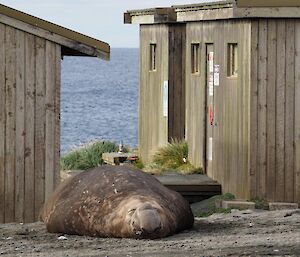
top-left (124, 8), bottom-right (186, 163)
top-left (0, 4), bottom-right (110, 223)
top-left (125, 0), bottom-right (300, 204)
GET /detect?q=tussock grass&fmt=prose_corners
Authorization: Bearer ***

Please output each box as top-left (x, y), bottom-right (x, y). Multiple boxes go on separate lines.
top-left (194, 193), bottom-right (236, 217)
top-left (60, 140), bottom-right (120, 170)
top-left (251, 197), bottom-right (269, 210)
top-left (146, 139), bottom-right (203, 175)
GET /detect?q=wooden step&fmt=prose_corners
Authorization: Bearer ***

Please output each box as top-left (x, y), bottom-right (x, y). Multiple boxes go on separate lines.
top-left (155, 172), bottom-right (222, 203)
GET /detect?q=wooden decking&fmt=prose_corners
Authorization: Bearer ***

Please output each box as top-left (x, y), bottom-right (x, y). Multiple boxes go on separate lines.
top-left (155, 172), bottom-right (221, 203)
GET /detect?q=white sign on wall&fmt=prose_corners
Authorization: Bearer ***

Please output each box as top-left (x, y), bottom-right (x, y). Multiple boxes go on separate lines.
top-left (163, 81), bottom-right (168, 117)
top-left (214, 64), bottom-right (220, 86)
top-left (208, 137), bottom-right (213, 161)
top-left (209, 52), bottom-right (214, 73)
top-left (209, 74), bottom-right (214, 96)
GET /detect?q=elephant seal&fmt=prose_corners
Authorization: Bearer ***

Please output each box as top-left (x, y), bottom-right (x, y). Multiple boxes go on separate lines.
top-left (40, 166), bottom-right (194, 239)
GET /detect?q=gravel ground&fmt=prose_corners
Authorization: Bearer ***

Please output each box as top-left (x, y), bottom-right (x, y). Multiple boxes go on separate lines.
top-left (0, 209), bottom-right (299, 257)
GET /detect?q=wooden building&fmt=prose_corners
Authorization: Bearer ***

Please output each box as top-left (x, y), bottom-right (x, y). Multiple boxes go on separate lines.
top-left (125, 0), bottom-right (300, 204)
top-left (0, 4), bottom-right (110, 223)
top-left (124, 10), bottom-right (186, 163)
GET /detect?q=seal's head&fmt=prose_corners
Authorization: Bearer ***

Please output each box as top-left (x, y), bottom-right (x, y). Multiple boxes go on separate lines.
top-left (129, 203), bottom-right (162, 238)
top-left (122, 198), bottom-right (170, 239)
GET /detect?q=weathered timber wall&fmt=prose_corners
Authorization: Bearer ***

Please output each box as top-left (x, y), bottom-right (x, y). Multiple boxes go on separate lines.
top-left (250, 19), bottom-right (300, 204)
top-left (139, 24), bottom-right (169, 163)
top-left (168, 24), bottom-right (186, 142)
top-left (0, 23), bottom-right (61, 223)
top-left (185, 20), bottom-right (251, 199)
top-left (139, 24), bottom-right (186, 163)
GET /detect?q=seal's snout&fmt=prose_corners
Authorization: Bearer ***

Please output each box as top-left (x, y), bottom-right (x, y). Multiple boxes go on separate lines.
top-left (130, 204), bottom-right (162, 237)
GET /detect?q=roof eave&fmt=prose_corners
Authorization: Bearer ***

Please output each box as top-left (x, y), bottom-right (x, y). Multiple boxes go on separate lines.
top-left (236, 0), bottom-right (300, 7)
top-left (172, 0), bottom-right (235, 11)
top-left (124, 7), bottom-right (177, 24)
top-left (124, 0), bottom-right (300, 24)
top-left (0, 4), bottom-right (110, 60)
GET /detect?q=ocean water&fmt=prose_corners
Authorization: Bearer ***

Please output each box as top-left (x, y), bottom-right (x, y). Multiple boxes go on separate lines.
top-left (61, 48), bottom-right (139, 153)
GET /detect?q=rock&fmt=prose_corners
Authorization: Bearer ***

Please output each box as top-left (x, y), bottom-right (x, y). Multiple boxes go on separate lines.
top-left (268, 202), bottom-right (299, 211)
top-left (57, 236), bottom-right (68, 240)
top-left (222, 201), bottom-right (256, 210)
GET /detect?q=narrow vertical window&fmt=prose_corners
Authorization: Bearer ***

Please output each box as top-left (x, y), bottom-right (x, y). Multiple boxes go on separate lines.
top-left (191, 43), bottom-right (200, 74)
top-left (227, 43), bottom-right (238, 77)
top-left (150, 43), bottom-right (156, 71)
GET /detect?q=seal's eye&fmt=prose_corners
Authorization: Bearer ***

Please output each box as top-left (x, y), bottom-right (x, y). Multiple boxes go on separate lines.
top-left (128, 208), bottom-right (136, 214)
top-left (154, 225), bottom-right (161, 233)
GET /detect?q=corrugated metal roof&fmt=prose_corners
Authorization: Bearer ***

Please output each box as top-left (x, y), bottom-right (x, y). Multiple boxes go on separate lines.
top-left (0, 4), bottom-right (110, 60)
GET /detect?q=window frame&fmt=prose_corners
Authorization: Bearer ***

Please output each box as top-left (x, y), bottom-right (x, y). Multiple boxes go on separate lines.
top-left (191, 42), bottom-right (200, 75)
top-left (149, 43), bottom-right (157, 72)
top-left (227, 43), bottom-right (238, 77)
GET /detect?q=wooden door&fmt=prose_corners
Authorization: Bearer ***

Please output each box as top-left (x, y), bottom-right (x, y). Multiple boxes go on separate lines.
top-left (206, 44), bottom-right (214, 175)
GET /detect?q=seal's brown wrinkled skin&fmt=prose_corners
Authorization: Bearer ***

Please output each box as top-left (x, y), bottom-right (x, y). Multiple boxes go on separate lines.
top-left (40, 166), bottom-right (194, 239)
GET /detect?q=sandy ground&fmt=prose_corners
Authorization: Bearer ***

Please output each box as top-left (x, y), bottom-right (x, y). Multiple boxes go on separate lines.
top-left (0, 209), bottom-right (299, 257)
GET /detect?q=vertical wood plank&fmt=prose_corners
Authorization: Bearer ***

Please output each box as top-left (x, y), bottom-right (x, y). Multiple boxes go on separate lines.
top-left (241, 20), bottom-right (251, 199)
top-left (24, 33), bottom-right (36, 223)
top-left (168, 25), bottom-right (175, 141)
top-left (185, 23), bottom-right (191, 163)
top-left (199, 22), bottom-right (206, 169)
top-left (213, 20), bottom-right (219, 181)
top-left (275, 20), bottom-right (286, 202)
top-left (54, 45), bottom-right (61, 188)
top-left (236, 20), bottom-right (242, 197)
top-left (160, 25), bottom-right (169, 151)
top-left (266, 20), bottom-right (277, 201)
top-left (148, 28), bottom-right (155, 157)
top-left (219, 20), bottom-right (226, 192)
top-left (285, 20), bottom-right (295, 202)
top-left (230, 20), bottom-right (239, 196)
top-left (15, 30), bottom-right (25, 222)
top-left (180, 26), bottom-right (186, 141)
top-left (223, 20), bottom-right (231, 193)
top-left (4, 26), bottom-right (16, 223)
top-left (245, 21), bottom-right (252, 199)
top-left (34, 37), bottom-right (46, 220)
top-left (138, 26), bottom-right (143, 161)
top-left (213, 20), bottom-right (220, 181)
top-left (224, 20), bottom-right (230, 191)
top-left (139, 26), bottom-right (145, 162)
top-left (250, 20), bottom-right (260, 198)
top-left (0, 24), bottom-right (5, 223)
top-left (45, 41), bottom-right (56, 201)
top-left (257, 19), bottom-right (268, 199)
top-left (295, 21), bottom-right (300, 205)
top-left (186, 23), bottom-right (193, 165)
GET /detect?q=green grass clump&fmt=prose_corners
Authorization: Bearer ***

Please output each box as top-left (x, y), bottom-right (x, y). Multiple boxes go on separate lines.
top-left (197, 208), bottom-right (232, 218)
top-left (60, 140), bottom-right (120, 170)
top-left (194, 193), bottom-right (236, 217)
top-left (150, 139), bottom-right (203, 175)
top-left (251, 197), bottom-right (269, 210)
top-left (153, 139), bottom-right (188, 169)
top-left (133, 158), bottom-right (145, 170)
